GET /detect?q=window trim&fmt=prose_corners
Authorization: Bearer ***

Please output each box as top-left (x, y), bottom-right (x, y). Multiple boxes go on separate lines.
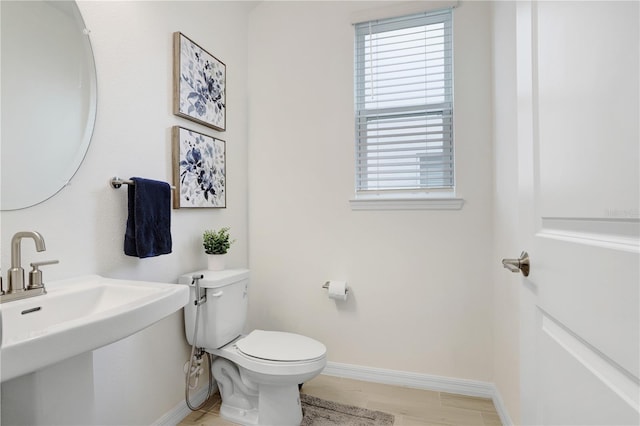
top-left (352, 8), bottom-right (461, 210)
top-left (349, 195), bottom-right (464, 211)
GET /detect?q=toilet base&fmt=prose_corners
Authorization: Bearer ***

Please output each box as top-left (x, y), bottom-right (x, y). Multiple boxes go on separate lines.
top-left (213, 357), bottom-right (304, 426)
top-left (219, 402), bottom-right (259, 425)
top-left (220, 383), bottom-right (302, 426)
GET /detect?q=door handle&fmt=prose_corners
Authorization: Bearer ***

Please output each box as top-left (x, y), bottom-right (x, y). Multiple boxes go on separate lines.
top-left (502, 251), bottom-right (530, 277)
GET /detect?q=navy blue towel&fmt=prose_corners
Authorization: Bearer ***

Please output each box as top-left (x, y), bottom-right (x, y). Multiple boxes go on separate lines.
top-left (124, 177), bottom-right (172, 258)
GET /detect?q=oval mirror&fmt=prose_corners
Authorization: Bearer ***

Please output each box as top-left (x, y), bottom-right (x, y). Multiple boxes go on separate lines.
top-left (1, 1), bottom-right (97, 210)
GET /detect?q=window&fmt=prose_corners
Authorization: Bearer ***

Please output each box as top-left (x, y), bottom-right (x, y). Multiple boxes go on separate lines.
top-left (354, 9), bottom-right (454, 199)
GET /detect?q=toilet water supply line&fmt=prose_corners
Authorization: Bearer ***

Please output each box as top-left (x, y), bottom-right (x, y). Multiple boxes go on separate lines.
top-left (185, 274), bottom-right (216, 411)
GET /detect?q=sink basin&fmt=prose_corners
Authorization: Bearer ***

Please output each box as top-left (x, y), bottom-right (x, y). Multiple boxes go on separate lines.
top-left (0, 275), bottom-right (189, 382)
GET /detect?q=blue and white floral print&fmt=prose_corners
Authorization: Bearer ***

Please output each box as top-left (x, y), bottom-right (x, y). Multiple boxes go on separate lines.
top-left (177, 127), bottom-right (225, 208)
top-left (178, 33), bottom-right (225, 131)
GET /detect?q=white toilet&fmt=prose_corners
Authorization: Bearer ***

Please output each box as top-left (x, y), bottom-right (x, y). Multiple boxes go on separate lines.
top-left (180, 269), bottom-right (327, 426)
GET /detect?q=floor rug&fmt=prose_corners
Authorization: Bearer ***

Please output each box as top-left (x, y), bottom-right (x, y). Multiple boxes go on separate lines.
top-left (300, 393), bottom-right (395, 426)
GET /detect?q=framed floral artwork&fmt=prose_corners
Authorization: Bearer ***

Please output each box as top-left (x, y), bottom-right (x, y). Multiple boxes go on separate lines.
top-left (172, 126), bottom-right (226, 209)
top-left (173, 32), bottom-right (226, 131)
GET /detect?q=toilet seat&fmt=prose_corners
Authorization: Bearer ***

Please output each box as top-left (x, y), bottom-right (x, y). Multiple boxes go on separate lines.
top-left (208, 330), bottom-right (327, 378)
top-left (236, 330), bottom-right (326, 362)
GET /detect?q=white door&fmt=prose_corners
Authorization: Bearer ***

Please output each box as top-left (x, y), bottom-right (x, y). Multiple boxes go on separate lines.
top-left (515, 1), bottom-right (639, 425)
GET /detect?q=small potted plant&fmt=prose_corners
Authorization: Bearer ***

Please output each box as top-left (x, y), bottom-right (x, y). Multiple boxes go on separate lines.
top-left (203, 227), bottom-right (234, 271)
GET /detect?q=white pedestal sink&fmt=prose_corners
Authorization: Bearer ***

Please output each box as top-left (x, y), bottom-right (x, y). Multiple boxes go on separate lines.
top-left (0, 275), bottom-right (189, 382)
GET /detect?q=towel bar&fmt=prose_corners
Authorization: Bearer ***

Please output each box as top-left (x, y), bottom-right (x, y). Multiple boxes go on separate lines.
top-left (110, 176), bottom-right (175, 190)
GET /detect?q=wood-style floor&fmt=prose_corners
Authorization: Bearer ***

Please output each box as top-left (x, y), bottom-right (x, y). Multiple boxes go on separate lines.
top-left (179, 374), bottom-right (503, 426)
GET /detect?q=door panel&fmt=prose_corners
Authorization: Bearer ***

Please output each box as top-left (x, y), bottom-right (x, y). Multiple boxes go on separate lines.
top-left (517, 1), bottom-right (640, 424)
top-left (540, 321), bottom-right (639, 425)
top-left (537, 1), bottom-right (639, 219)
top-left (536, 238), bottom-right (639, 376)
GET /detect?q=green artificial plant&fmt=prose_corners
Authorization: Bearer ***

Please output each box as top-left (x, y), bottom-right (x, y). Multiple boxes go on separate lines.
top-left (202, 227), bottom-right (234, 255)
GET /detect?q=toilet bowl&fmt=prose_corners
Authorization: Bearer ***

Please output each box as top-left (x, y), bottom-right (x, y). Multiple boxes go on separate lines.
top-left (211, 330), bottom-right (326, 425)
top-left (180, 270), bottom-right (327, 426)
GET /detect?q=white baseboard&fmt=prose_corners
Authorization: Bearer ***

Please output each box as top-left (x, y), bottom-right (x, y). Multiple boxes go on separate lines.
top-left (153, 386), bottom-right (210, 426)
top-left (490, 385), bottom-right (514, 426)
top-left (322, 361), bottom-right (513, 426)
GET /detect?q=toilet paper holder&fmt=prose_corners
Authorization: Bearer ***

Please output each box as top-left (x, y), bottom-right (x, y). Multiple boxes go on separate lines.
top-left (322, 281), bottom-right (349, 295)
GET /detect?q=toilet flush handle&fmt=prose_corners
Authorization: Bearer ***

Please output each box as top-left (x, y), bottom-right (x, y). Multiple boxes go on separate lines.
top-left (210, 290), bottom-right (223, 298)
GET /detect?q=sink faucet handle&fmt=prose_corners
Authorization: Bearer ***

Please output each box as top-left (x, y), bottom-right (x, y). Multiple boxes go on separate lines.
top-left (28, 260), bottom-right (59, 290)
top-left (30, 260), bottom-right (60, 268)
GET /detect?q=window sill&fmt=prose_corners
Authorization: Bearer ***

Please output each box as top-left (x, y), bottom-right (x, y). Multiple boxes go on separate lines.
top-left (349, 196), bottom-right (465, 211)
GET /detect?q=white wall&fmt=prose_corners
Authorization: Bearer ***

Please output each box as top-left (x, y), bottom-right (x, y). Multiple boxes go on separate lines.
top-left (247, 1), bottom-right (494, 381)
top-left (491, 1), bottom-right (521, 422)
top-left (0, 1), bottom-right (252, 423)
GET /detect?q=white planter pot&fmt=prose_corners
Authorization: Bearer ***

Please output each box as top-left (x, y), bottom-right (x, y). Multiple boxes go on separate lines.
top-left (207, 254), bottom-right (226, 271)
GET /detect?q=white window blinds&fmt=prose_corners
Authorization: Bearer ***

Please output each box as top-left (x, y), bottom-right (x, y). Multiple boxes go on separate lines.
top-left (354, 9), bottom-right (454, 193)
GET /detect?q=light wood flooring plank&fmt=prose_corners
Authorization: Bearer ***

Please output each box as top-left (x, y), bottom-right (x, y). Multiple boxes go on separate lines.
top-left (440, 392), bottom-right (497, 413)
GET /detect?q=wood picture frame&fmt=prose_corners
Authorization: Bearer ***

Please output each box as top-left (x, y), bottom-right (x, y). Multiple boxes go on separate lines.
top-left (173, 32), bottom-right (226, 131)
top-left (172, 126), bottom-right (226, 209)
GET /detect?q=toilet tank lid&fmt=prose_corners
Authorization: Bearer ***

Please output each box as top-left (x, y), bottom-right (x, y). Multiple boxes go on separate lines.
top-left (180, 269), bottom-right (249, 288)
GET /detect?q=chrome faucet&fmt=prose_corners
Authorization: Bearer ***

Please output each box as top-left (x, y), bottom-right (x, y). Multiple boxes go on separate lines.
top-left (2, 231), bottom-right (58, 303)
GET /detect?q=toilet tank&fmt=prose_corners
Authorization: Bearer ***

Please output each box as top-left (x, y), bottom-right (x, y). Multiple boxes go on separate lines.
top-left (180, 269), bottom-right (249, 349)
